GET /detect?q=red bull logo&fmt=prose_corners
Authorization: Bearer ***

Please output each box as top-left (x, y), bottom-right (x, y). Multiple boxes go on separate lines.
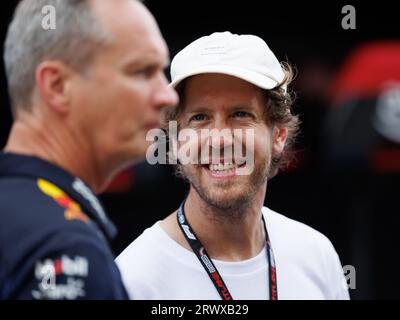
top-left (37, 179), bottom-right (89, 223)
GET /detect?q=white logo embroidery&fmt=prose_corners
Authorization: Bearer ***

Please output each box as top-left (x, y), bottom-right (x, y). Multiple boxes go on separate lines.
top-left (32, 256), bottom-right (88, 300)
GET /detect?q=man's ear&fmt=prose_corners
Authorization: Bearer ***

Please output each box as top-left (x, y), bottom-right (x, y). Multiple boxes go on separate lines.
top-left (35, 61), bottom-right (72, 114)
top-left (272, 126), bottom-right (288, 156)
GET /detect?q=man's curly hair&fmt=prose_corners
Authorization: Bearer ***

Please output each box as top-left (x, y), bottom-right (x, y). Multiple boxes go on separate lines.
top-left (164, 62), bottom-right (300, 178)
top-left (263, 62), bottom-right (300, 177)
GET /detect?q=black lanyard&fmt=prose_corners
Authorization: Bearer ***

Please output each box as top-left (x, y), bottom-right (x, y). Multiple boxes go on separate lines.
top-left (177, 202), bottom-right (278, 300)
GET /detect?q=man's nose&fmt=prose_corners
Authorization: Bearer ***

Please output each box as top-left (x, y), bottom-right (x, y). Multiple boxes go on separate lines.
top-left (208, 117), bottom-right (234, 150)
top-left (153, 73), bottom-right (179, 111)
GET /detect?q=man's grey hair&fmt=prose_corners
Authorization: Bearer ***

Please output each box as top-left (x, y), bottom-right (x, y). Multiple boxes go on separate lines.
top-left (3, 0), bottom-right (113, 114)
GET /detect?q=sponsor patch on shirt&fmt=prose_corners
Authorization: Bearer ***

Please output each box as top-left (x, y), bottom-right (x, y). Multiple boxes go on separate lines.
top-left (37, 179), bottom-right (89, 223)
top-left (32, 255), bottom-right (89, 300)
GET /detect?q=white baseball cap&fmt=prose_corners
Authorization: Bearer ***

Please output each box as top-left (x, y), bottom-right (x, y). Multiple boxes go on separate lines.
top-left (170, 31), bottom-right (286, 92)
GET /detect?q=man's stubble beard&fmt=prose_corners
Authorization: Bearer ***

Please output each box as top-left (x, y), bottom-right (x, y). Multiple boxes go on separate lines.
top-left (178, 153), bottom-right (271, 220)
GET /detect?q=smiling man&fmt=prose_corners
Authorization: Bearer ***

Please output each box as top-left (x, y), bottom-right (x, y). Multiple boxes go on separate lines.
top-left (116, 32), bottom-right (350, 300)
top-left (0, 0), bottom-right (177, 299)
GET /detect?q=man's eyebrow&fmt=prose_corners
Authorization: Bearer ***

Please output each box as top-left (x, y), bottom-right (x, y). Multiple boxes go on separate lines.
top-left (185, 104), bottom-right (257, 113)
top-left (185, 106), bottom-right (212, 114)
top-left (230, 104), bottom-right (254, 110)
top-left (231, 104), bottom-right (264, 115)
top-left (123, 51), bottom-right (169, 70)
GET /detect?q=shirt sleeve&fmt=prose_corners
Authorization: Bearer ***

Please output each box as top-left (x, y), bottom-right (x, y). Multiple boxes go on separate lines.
top-left (11, 231), bottom-right (128, 300)
top-left (324, 241), bottom-right (351, 300)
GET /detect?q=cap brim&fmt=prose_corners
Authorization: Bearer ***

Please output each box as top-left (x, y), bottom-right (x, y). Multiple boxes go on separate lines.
top-left (170, 64), bottom-right (282, 91)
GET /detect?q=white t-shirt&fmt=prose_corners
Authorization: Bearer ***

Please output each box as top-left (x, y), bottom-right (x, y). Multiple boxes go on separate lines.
top-left (116, 207), bottom-right (350, 300)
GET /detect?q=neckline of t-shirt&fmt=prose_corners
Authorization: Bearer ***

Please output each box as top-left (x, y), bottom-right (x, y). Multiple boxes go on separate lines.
top-left (152, 215), bottom-right (270, 276)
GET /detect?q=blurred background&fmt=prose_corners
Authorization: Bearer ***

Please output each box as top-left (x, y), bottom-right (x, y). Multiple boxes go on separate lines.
top-left (1, 1), bottom-right (399, 299)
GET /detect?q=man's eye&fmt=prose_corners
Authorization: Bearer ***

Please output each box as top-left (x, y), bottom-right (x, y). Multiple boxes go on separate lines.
top-left (234, 111), bottom-right (250, 118)
top-left (190, 114), bottom-right (206, 122)
top-left (132, 66), bottom-right (157, 78)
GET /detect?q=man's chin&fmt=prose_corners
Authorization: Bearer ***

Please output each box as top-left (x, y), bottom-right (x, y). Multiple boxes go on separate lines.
top-left (130, 140), bottom-right (152, 162)
top-left (198, 186), bottom-right (252, 210)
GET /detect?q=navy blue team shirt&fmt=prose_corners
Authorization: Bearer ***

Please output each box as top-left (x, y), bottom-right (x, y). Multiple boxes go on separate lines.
top-left (0, 152), bottom-right (129, 299)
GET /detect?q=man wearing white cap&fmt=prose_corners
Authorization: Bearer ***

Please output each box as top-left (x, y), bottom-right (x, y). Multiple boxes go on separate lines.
top-left (117, 32), bottom-right (350, 300)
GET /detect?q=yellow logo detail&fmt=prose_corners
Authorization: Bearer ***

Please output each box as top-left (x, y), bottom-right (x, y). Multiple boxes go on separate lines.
top-left (37, 179), bottom-right (89, 223)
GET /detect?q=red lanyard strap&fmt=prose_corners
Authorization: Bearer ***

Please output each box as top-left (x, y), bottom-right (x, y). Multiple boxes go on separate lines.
top-left (177, 202), bottom-right (278, 300)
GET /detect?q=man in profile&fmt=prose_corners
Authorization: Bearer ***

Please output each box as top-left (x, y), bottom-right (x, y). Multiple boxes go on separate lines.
top-left (0, 0), bottom-right (177, 299)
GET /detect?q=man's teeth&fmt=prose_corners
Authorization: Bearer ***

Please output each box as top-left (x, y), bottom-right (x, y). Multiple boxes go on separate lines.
top-left (208, 163), bottom-right (236, 172)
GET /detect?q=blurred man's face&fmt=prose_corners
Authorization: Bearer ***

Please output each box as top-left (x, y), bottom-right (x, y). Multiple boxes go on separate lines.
top-left (70, 0), bottom-right (177, 173)
top-left (177, 73), bottom-right (284, 211)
